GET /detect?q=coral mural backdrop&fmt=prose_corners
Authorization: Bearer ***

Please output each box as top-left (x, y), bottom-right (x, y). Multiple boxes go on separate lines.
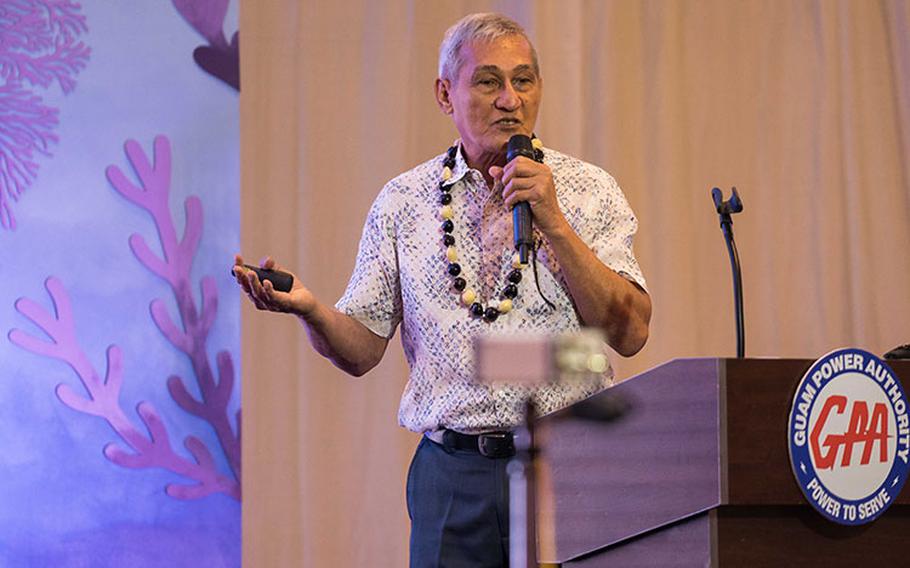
top-left (0, 0), bottom-right (90, 231)
top-left (1, 2), bottom-right (240, 566)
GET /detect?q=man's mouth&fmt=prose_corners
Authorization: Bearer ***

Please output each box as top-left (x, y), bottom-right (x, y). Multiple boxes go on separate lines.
top-left (494, 118), bottom-right (521, 127)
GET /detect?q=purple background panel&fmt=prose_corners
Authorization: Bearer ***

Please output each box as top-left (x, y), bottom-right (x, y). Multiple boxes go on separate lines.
top-left (0, 0), bottom-right (90, 231)
top-left (171, 0), bottom-right (239, 90)
top-left (1, 1), bottom-right (240, 566)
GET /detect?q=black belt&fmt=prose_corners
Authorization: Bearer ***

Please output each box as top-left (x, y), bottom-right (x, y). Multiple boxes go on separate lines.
top-left (441, 429), bottom-right (515, 458)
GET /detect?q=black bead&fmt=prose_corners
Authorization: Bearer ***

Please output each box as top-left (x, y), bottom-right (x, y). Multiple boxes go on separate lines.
top-left (442, 220), bottom-right (454, 233)
top-left (503, 284), bottom-right (518, 299)
top-left (507, 269), bottom-right (522, 284)
top-left (440, 193), bottom-right (452, 205)
top-left (470, 303), bottom-right (484, 317)
top-left (453, 277), bottom-right (466, 291)
top-left (448, 263), bottom-right (461, 276)
top-left (439, 181), bottom-right (450, 191)
top-left (443, 234), bottom-right (455, 247)
top-left (483, 307), bottom-right (500, 322)
top-left (447, 146), bottom-right (457, 159)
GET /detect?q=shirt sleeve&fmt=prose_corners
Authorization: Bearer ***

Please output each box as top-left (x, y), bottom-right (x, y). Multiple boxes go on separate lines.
top-left (334, 185), bottom-right (403, 339)
top-left (582, 166), bottom-right (648, 293)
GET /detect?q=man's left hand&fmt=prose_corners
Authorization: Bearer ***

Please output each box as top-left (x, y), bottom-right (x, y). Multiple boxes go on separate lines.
top-left (490, 157), bottom-right (567, 236)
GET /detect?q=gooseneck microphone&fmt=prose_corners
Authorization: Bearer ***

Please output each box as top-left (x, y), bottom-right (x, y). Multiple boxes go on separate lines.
top-left (506, 134), bottom-right (537, 265)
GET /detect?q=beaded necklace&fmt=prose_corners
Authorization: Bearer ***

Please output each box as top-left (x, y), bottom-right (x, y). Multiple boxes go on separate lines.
top-left (439, 138), bottom-right (544, 322)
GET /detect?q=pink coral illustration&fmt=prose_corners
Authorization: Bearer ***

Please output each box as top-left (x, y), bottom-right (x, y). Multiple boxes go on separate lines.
top-left (172, 0), bottom-right (238, 90)
top-left (9, 135), bottom-right (240, 500)
top-left (0, 0), bottom-right (90, 230)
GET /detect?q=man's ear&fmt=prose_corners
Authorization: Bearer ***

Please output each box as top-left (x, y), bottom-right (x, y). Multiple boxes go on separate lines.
top-left (435, 78), bottom-right (453, 115)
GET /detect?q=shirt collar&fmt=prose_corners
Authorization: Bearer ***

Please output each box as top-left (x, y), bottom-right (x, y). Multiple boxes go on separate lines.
top-left (441, 141), bottom-right (486, 192)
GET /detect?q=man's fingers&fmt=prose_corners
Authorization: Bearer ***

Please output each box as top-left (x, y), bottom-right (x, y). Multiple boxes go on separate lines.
top-left (247, 271), bottom-right (267, 301)
top-left (502, 178), bottom-right (536, 201)
top-left (245, 272), bottom-right (288, 312)
top-left (234, 254), bottom-right (292, 313)
top-left (234, 253), bottom-right (297, 313)
top-left (263, 279), bottom-right (276, 300)
top-left (250, 276), bottom-right (278, 311)
top-left (501, 169), bottom-right (534, 189)
top-left (503, 188), bottom-right (535, 210)
top-left (241, 274), bottom-right (266, 310)
top-left (246, 280), bottom-right (272, 311)
top-left (232, 254), bottom-right (248, 285)
top-left (249, 292), bottom-right (267, 311)
top-left (502, 156), bottom-right (539, 181)
top-left (236, 267), bottom-right (254, 293)
top-left (234, 268), bottom-right (249, 291)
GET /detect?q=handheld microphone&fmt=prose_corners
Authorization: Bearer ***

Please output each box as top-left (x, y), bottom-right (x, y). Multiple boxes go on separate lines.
top-left (506, 134), bottom-right (537, 265)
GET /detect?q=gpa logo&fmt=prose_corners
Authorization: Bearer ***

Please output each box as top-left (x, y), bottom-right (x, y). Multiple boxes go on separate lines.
top-left (789, 348), bottom-right (910, 525)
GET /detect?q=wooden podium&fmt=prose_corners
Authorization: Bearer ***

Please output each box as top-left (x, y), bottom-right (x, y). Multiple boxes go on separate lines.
top-left (534, 358), bottom-right (910, 566)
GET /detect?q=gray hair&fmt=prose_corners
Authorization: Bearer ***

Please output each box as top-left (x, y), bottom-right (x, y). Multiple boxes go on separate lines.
top-left (438, 13), bottom-right (539, 81)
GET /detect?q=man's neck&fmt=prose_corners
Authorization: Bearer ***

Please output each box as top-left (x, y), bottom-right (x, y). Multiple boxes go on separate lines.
top-left (461, 143), bottom-right (506, 189)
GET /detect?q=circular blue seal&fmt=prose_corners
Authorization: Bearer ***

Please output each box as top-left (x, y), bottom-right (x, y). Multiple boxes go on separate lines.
top-left (788, 348), bottom-right (910, 525)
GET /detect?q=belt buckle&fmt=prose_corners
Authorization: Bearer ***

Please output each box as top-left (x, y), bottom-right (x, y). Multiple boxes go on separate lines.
top-left (478, 432), bottom-right (514, 458)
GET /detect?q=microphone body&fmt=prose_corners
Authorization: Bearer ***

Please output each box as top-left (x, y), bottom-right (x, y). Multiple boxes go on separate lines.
top-left (506, 135), bottom-right (538, 265)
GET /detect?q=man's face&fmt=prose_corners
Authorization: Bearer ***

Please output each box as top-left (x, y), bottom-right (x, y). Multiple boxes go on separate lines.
top-left (437, 35), bottom-right (542, 161)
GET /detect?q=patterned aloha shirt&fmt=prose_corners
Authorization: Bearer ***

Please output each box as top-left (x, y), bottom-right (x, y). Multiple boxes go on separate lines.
top-left (336, 143), bottom-right (647, 434)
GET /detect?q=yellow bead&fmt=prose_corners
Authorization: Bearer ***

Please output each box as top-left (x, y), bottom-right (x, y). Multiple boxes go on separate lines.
top-left (531, 137), bottom-right (543, 150)
top-left (512, 252), bottom-right (527, 269)
top-left (442, 166), bottom-right (452, 180)
top-left (446, 246), bottom-right (458, 262)
top-left (440, 205), bottom-right (453, 219)
top-left (498, 299), bottom-right (513, 313)
top-left (461, 289), bottom-right (476, 305)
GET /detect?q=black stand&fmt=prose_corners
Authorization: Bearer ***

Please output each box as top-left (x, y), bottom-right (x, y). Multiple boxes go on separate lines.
top-left (711, 187), bottom-right (745, 358)
top-left (508, 400), bottom-right (537, 568)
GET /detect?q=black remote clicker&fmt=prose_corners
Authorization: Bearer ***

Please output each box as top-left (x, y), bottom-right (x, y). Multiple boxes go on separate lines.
top-left (231, 264), bottom-right (294, 293)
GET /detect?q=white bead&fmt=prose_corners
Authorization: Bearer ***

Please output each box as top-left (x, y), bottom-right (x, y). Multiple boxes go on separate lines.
top-left (498, 299), bottom-right (513, 313)
top-left (446, 246), bottom-right (457, 262)
top-left (442, 166), bottom-right (452, 180)
top-left (461, 289), bottom-right (476, 305)
top-left (440, 205), bottom-right (453, 219)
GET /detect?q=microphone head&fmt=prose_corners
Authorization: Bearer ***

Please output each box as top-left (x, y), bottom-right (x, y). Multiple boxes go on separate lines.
top-left (506, 134), bottom-right (535, 163)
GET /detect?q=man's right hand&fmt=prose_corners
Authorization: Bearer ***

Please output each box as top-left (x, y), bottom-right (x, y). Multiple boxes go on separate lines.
top-left (232, 254), bottom-right (388, 376)
top-left (232, 254), bottom-right (316, 317)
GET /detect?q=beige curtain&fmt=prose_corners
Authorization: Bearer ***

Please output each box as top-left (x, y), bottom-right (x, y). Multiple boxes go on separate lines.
top-left (240, 1), bottom-right (910, 565)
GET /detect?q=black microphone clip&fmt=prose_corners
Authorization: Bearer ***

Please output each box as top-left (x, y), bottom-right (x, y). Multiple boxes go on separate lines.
top-left (711, 186), bottom-right (743, 228)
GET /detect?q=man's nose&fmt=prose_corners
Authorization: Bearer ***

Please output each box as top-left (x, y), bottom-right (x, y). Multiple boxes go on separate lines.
top-left (495, 82), bottom-right (521, 111)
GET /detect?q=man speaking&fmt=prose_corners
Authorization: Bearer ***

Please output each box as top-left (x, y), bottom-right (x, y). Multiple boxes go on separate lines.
top-left (234, 12), bottom-right (651, 567)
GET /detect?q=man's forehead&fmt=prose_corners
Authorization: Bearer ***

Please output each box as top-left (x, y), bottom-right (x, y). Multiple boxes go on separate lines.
top-left (460, 36), bottom-right (536, 71)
